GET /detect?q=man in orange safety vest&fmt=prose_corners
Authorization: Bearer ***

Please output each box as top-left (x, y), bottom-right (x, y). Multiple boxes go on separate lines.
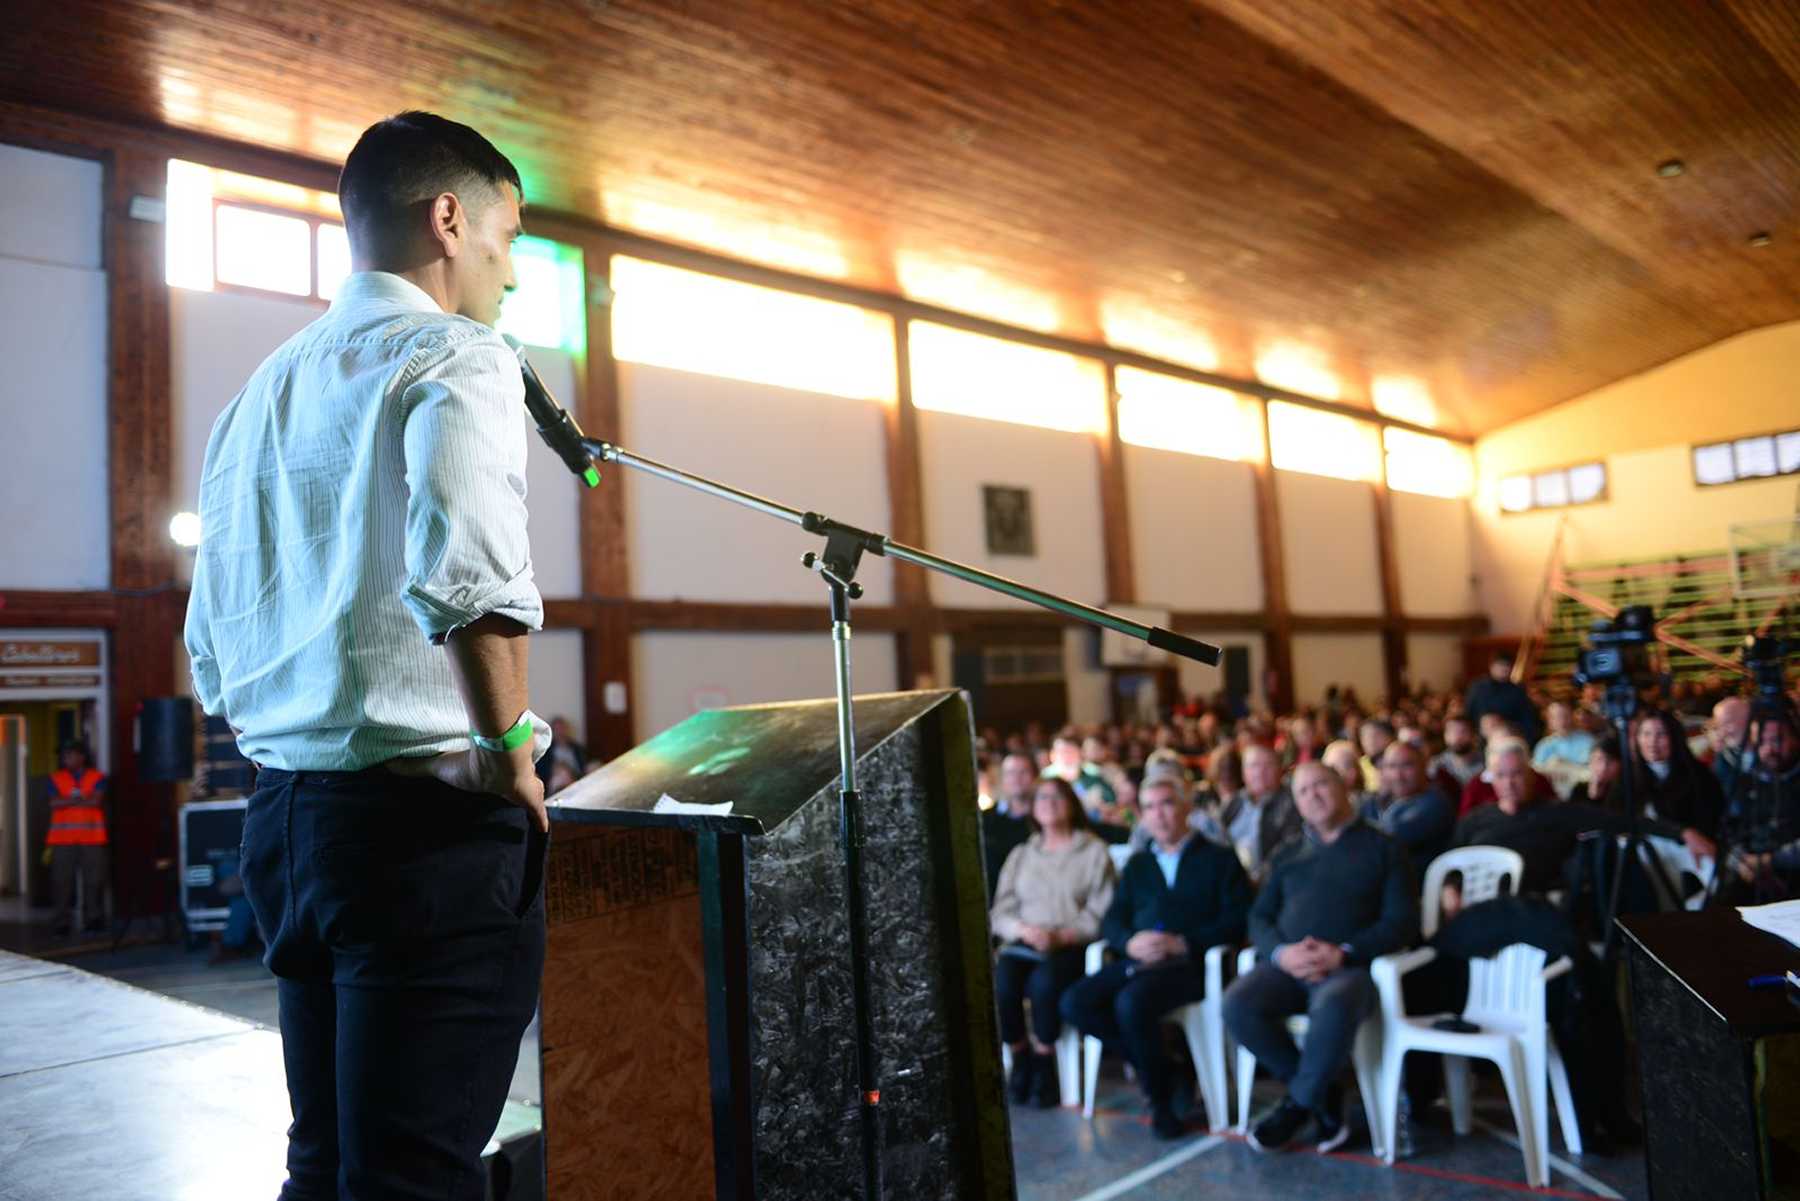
top-left (45, 739), bottom-right (109, 936)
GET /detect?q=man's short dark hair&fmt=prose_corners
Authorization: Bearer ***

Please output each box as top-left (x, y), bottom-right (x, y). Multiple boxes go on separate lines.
top-left (338, 111), bottom-right (522, 257)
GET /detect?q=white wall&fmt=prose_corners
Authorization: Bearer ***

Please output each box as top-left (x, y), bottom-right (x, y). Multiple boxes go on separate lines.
top-left (1392, 491), bottom-right (1475, 616)
top-left (917, 410), bottom-right (1106, 609)
top-left (1292, 632), bottom-right (1385, 707)
top-left (530, 628), bottom-right (587, 741)
top-left (0, 144), bottom-right (101, 268)
top-left (0, 144), bottom-right (108, 589)
top-left (170, 286), bottom-right (319, 524)
top-left (1277, 471), bottom-right (1382, 615)
top-left (631, 629), bottom-right (897, 741)
top-left (619, 362), bottom-right (894, 604)
top-left (170, 288), bottom-right (582, 596)
top-left (1125, 447), bottom-right (1263, 611)
top-left (1063, 626), bottom-right (1110, 726)
top-left (1405, 632), bottom-right (1464, 693)
top-left (519, 348), bottom-right (582, 599)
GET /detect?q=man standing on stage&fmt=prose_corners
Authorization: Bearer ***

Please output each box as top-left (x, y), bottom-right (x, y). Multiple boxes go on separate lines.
top-left (184, 111), bottom-right (550, 1200)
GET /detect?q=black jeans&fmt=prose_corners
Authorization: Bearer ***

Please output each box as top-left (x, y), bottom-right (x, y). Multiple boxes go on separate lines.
top-left (1060, 958), bottom-right (1206, 1106)
top-left (993, 946), bottom-right (1087, 1045)
top-left (241, 766), bottom-right (547, 1201)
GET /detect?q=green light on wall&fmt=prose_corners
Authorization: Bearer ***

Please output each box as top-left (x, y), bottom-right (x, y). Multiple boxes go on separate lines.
top-left (498, 236), bottom-right (586, 355)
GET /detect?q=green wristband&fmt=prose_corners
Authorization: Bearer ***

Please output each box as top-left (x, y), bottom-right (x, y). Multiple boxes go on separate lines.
top-left (471, 710), bottom-right (534, 753)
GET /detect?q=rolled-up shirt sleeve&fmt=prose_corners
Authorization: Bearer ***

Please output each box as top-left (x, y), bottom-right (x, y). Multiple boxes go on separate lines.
top-left (399, 332), bottom-right (543, 643)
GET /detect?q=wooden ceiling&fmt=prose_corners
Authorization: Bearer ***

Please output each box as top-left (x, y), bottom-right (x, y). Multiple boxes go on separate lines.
top-left (5, 0), bottom-right (1797, 435)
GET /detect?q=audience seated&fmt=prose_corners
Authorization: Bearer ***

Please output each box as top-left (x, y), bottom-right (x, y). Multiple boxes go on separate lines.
top-left (1709, 695), bottom-right (1752, 786)
top-left (1566, 737), bottom-right (1622, 809)
top-left (1224, 763), bottom-right (1418, 1154)
top-left (1044, 733), bottom-right (1118, 811)
top-left (1429, 715), bottom-right (1484, 801)
top-left (982, 752), bottom-right (1038, 898)
top-left (1719, 716), bottom-right (1800, 901)
top-left (1360, 739), bottom-right (1455, 870)
top-left (968, 670), bottom-right (1772, 1169)
top-left (1532, 700), bottom-right (1596, 797)
top-left (1060, 777), bottom-right (1251, 1138)
top-left (990, 777), bottom-right (1118, 1108)
top-left (1192, 744), bottom-right (1300, 884)
top-left (1320, 739), bottom-right (1365, 803)
top-left (1357, 719), bottom-right (1395, 793)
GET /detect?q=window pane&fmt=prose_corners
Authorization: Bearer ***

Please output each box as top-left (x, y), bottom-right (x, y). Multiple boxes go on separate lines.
top-left (1734, 436), bottom-right (1778, 478)
top-left (612, 255), bottom-right (895, 402)
top-left (1693, 443), bottom-right (1736, 485)
top-left (214, 204), bottom-right (312, 296)
top-left (1384, 427), bottom-right (1473, 498)
top-left (1499, 475), bottom-right (1534, 512)
top-left (1778, 431), bottom-right (1800, 475)
top-left (316, 223), bottom-right (351, 301)
top-left (498, 237), bottom-right (585, 353)
top-left (1567, 462), bottom-right (1606, 503)
top-left (165, 159), bottom-right (215, 291)
top-left (1533, 470), bottom-right (1570, 508)
top-left (910, 321), bottom-right (1106, 432)
top-left (1267, 401), bottom-right (1381, 480)
top-left (1114, 366), bottom-right (1261, 461)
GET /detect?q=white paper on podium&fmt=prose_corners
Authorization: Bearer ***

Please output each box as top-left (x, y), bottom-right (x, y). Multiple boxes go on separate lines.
top-left (1738, 899), bottom-right (1800, 948)
top-left (652, 794), bottom-right (735, 816)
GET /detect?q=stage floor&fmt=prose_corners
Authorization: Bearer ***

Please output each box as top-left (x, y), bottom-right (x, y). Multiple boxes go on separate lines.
top-left (3, 936), bottom-right (1649, 1199)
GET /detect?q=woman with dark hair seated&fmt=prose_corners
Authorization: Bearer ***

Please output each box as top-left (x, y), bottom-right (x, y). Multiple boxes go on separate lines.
top-left (1631, 708), bottom-right (1723, 864)
top-left (990, 776), bottom-right (1117, 1107)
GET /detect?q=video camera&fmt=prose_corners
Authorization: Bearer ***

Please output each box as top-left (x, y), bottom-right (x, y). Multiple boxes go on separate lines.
top-left (1573, 604), bottom-right (1658, 688)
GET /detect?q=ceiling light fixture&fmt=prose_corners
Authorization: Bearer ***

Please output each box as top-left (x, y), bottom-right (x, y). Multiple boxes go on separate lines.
top-left (1656, 159), bottom-right (1685, 178)
top-left (1748, 232), bottom-right (1772, 248)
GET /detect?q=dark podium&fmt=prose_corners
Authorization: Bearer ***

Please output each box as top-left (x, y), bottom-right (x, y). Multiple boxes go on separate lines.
top-left (539, 689), bottom-right (1014, 1201)
top-left (1621, 909), bottom-right (1800, 1200)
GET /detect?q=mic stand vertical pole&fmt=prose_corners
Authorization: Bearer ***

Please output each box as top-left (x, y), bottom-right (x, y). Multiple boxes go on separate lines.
top-left (817, 560), bottom-right (882, 1201)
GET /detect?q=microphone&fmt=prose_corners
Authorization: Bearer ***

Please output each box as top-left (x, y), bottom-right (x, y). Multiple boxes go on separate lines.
top-left (501, 334), bottom-right (600, 488)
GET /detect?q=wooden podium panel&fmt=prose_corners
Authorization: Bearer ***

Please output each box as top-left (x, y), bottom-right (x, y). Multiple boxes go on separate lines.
top-left (542, 825), bottom-right (712, 1201)
top-left (541, 691), bottom-right (1013, 1201)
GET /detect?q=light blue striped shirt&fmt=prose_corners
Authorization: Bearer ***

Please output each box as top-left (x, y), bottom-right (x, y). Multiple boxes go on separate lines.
top-left (183, 272), bottom-right (549, 771)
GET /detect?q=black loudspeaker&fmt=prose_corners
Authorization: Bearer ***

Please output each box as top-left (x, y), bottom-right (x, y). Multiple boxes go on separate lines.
top-left (139, 697), bottom-right (195, 781)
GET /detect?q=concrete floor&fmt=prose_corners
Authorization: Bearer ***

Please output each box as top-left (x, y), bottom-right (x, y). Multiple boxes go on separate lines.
top-left (5, 895), bottom-right (1648, 1200)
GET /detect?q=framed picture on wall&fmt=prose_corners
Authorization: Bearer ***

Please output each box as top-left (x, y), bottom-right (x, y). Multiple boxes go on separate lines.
top-left (982, 485), bottom-right (1035, 556)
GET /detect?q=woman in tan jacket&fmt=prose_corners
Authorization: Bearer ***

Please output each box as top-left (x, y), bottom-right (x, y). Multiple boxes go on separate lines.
top-left (990, 775), bottom-right (1117, 1107)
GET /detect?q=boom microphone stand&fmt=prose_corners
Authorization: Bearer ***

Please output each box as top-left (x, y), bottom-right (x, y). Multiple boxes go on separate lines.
top-left (567, 437), bottom-right (1220, 1200)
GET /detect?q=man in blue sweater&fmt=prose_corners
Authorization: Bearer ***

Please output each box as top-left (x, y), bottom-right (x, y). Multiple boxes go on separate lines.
top-left (1225, 761), bottom-right (1418, 1153)
top-left (1060, 776), bottom-right (1253, 1139)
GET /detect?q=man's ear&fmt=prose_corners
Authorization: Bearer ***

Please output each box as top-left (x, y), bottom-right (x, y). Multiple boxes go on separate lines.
top-left (428, 192), bottom-right (466, 258)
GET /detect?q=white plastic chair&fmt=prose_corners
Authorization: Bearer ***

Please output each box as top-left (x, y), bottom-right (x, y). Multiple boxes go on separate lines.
top-left (1000, 939), bottom-right (1106, 1107)
top-left (1106, 842), bottom-right (1135, 876)
top-left (1372, 941), bottom-right (1581, 1187)
top-left (1079, 943), bottom-right (1232, 1131)
top-left (1369, 844), bottom-right (1578, 1188)
top-left (1418, 845), bottom-right (1524, 939)
top-left (1232, 944), bottom-right (1387, 1157)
